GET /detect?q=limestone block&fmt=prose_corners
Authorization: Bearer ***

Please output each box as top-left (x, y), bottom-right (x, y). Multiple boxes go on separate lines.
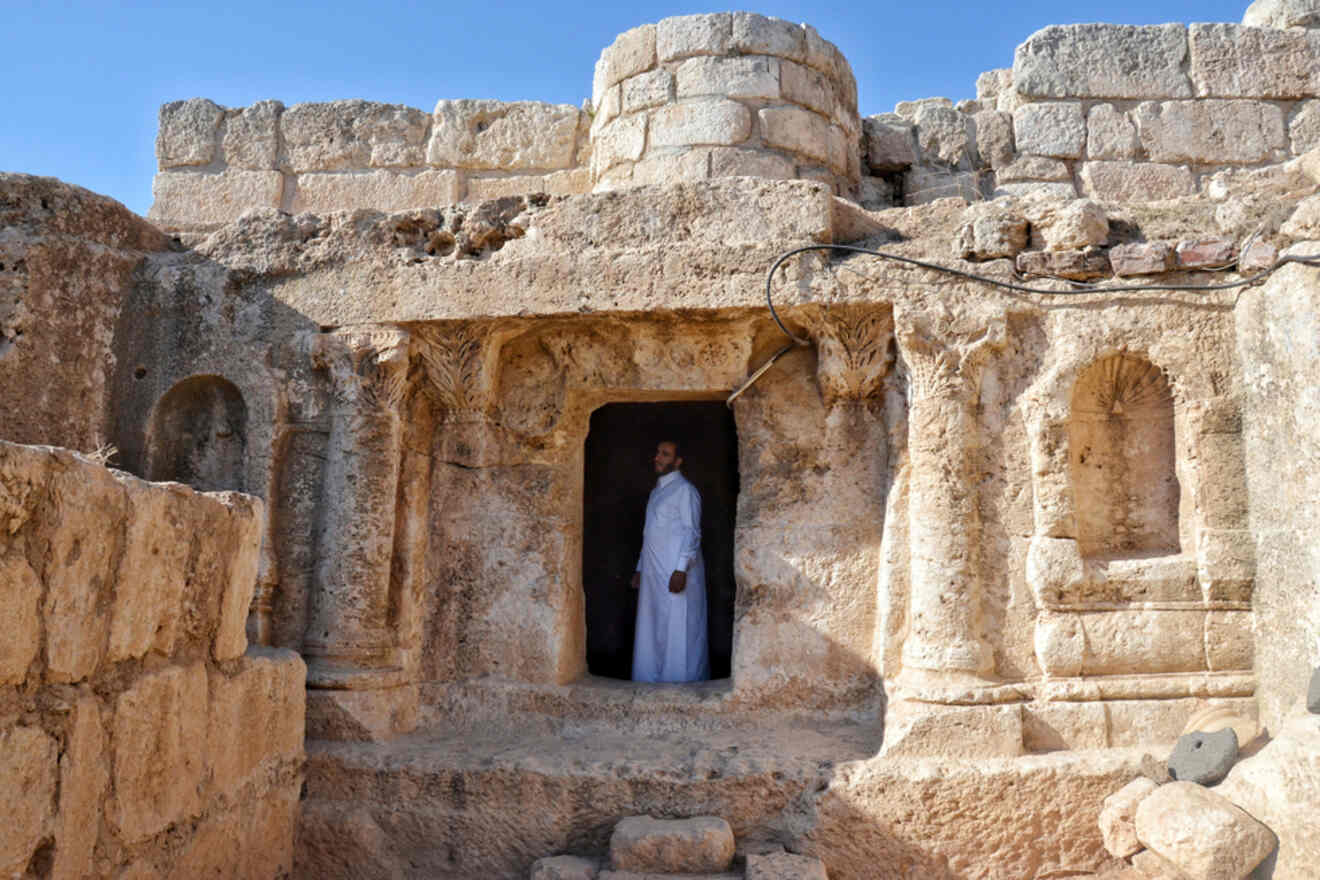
top-left (531, 855), bottom-right (599, 880)
top-left (1016, 248), bottom-right (1111, 280)
top-left (1134, 781), bottom-right (1276, 880)
top-left (781, 60), bottom-right (835, 117)
top-left (1204, 612), bottom-right (1254, 671)
top-left (730, 12), bottom-right (806, 62)
top-left (994, 181), bottom-right (1077, 200)
top-left (863, 115), bottom-right (917, 172)
top-left (1131, 849), bottom-right (1193, 879)
top-left (676, 56), bottom-right (778, 101)
top-left (107, 477), bottom-right (193, 662)
top-left (601, 24), bottom-right (657, 89)
top-left (109, 663), bottom-right (208, 842)
top-left (38, 459), bottom-right (125, 683)
top-left (627, 149), bottom-right (710, 186)
top-left (148, 170), bottom-right (284, 227)
top-left (954, 200), bottom-right (1028, 261)
top-left (746, 851), bottom-right (829, 880)
top-left (1175, 237), bottom-right (1237, 268)
top-left (1027, 537), bottom-right (1086, 605)
top-left (208, 648), bottom-right (306, 798)
top-left (623, 69), bottom-right (676, 113)
top-left (1100, 777), bottom-right (1160, 857)
top-left (895, 97), bottom-right (952, 121)
top-left (974, 110), bottom-right (1015, 168)
top-left (914, 103), bottom-right (974, 166)
top-left (609, 816), bottom-right (735, 873)
top-left (657, 13), bottom-right (731, 62)
top-left (708, 147), bottom-right (794, 180)
top-left (753, 105), bottom-right (829, 165)
top-left (1014, 102), bottom-right (1086, 158)
top-left (305, 682), bottom-right (417, 742)
top-left (880, 703), bottom-right (1025, 758)
top-left (429, 100), bottom-right (581, 171)
top-left (0, 553), bottom-right (40, 685)
top-left (1035, 611), bottom-right (1086, 677)
top-left (157, 97), bottom-right (223, 168)
top-left (1013, 24), bottom-right (1194, 99)
top-left (1022, 702), bottom-right (1109, 751)
top-left (51, 697), bottom-right (107, 880)
top-left (652, 100), bottom-right (751, 148)
top-left (1029, 199), bottom-right (1109, 251)
top-left (1078, 611), bottom-right (1208, 675)
top-left (288, 169), bottom-right (460, 214)
top-left (1087, 104), bottom-right (1138, 160)
top-left (1080, 161), bottom-right (1195, 201)
top-left (592, 84), bottom-right (621, 133)
top-left (212, 491), bottom-right (262, 661)
top-left (996, 156), bottom-right (1070, 183)
top-left (592, 115), bottom-right (647, 175)
top-left (465, 169), bottom-right (590, 201)
top-left (1189, 23), bottom-right (1320, 98)
top-left (0, 726), bottom-right (58, 877)
top-left (904, 166), bottom-right (983, 204)
top-left (1238, 240), bottom-right (1278, 271)
top-left (1169, 728), bottom-right (1239, 785)
top-left (1290, 100), bottom-right (1320, 154)
top-left (1244, 0), bottom-right (1320, 30)
top-left (977, 68), bottom-right (1012, 102)
top-left (1135, 100), bottom-right (1286, 164)
top-left (1218, 714), bottom-right (1320, 879)
top-left (1111, 241), bottom-right (1175, 275)
top-left (221, 100), bottom-right (282, 170)
top-left (282, 100), bottom-right (429, 171)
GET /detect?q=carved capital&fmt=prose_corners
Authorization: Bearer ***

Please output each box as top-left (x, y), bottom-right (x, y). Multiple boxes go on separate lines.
top-left (414, 323), bottom-right (498, 423)
top-left (809, 306), bottom-right (894, 406)
top-left (312, 326), bottom-right (413, 410)
top-left (895, 308), bottom-right (1006, 403)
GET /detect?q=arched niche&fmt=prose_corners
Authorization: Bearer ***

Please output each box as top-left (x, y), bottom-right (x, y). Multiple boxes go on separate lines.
top-left (145, 375), bottom-right (248, 492)
top-left (1068, 354), bottom-right (1179, 559)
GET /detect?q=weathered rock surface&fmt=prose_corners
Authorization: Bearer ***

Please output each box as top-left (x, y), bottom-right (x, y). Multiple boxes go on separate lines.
top-left (745, 851), bottom-right (830, 879)
top-left (955, 200), bottom-right (1028, 260)
top-left (1013, 24), bottom-right (1193, 99)
top-left (532, 854), bottom-right (601, 880)
top-left (609, 816), bottom-right (736, 874)
top-left (1134, 782), bottom-right (1276, 880)
top-left (1100, 777), bottom-right (1159, 857)
top-left (1243, 0), bottom-right (1320, 30)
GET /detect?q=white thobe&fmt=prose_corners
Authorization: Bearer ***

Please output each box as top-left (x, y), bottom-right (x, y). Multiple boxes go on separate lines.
top-left (632, 470), bottom-right (709, 683)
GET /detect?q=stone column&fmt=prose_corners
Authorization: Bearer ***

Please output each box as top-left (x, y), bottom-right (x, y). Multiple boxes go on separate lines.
top-left (895, 314), bottom-right (1005, 696)
top-left (302, 326), bottom-right (416, 738)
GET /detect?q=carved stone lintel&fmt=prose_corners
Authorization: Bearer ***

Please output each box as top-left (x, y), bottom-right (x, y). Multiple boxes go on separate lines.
top-left (811, 306), bottom-right (894, 406)
top-left (312, 326), bottom-right (413, 410)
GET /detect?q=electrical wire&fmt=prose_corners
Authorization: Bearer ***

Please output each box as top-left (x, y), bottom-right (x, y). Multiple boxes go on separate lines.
top-left (727, 239), bottom-right (1320, 406)
top-left (763, 243), bottom-right (1320, 347)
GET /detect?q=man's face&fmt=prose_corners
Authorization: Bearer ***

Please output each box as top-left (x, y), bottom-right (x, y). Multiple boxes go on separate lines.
top-left (653, 441), bottom-right (681, 475)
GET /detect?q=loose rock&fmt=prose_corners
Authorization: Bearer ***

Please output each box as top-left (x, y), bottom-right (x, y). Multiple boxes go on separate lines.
top-left (1135, 781), bottom-right (1276, 880)
top-left (1099, 777), bottom-right (1160, 858)
top-left (531, 854), bottom-right (599, 880)
top-left (1168, 728), bottom-right (1239, 786)
top-left (609, 816), bottom-right (735, 874)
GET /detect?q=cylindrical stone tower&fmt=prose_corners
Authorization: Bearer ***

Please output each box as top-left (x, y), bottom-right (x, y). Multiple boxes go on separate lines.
top-left (589, 13), bottom-right (861, 196)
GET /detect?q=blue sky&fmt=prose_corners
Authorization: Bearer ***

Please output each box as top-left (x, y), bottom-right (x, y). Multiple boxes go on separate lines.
top-left (3, 0), bottom-right (1250, 216)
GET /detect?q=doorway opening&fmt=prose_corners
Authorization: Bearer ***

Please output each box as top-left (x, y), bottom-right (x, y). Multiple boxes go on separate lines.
top-left (582, 401), bottom-right (739, 681)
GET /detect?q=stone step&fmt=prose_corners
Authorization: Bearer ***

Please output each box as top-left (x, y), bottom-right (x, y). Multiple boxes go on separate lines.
top-left (609, 816), bottom-right (737, 875)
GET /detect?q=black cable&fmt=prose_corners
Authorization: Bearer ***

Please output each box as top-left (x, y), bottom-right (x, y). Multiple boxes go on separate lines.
top-left (764, 243), bottom-right (1320, 347)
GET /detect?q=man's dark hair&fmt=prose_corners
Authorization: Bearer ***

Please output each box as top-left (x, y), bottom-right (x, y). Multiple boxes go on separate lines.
top-left (660, 438), bottom-right (683, 459)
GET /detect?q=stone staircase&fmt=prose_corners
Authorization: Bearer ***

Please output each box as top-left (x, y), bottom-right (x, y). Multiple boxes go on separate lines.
top-left (529, 816), bottom-right (828, 880)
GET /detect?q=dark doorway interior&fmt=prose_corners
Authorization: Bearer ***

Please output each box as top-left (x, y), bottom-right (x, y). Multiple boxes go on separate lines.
top-left (582, 402), bottom-right (739, 681)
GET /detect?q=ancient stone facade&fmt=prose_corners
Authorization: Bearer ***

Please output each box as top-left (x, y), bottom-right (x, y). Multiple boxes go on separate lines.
top-left (3, 4), bottom-right (1320, 879)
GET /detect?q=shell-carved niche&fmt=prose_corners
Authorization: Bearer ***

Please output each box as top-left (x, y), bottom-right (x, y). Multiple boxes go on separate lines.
top-left (1068, 354), bottom-right (1179, 559)
top-left (145, 375), bottom-right (248, 492)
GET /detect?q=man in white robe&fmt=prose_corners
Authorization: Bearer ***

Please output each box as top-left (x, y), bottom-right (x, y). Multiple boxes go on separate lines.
top-left (630, 439), bottom-right (710, 683)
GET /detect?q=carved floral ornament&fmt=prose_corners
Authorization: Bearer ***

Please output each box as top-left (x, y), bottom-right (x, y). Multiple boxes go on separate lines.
top-left (809, 306), bottom-right (894, 405)
top-left (307, 325), bottom-right (414, 409)
top-left (412, 323), bottom-right (493, 420)
top-left (895, 308), bottom-right (1007, 402)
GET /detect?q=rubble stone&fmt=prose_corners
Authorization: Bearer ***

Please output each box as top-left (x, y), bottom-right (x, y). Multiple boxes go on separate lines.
top-left (1289, 100), bottom-right (1320, 154)
top-left (51, 697), bottom-right (108, 880)
top-left (0, 553), bottom-right (40, 684)
top-left (1135, 781), bottom-right (1276, 880)
top-left (863, 115), bottom-right (917, 171)
top-left (914, 102), bottom-right (974, 166)
top-left (1014, 102), bottom-right (1086, 158)
top-left (1013, 24), bottom-right (1194, 99)
top-left (1168, 728), bottom-right (1239, 785)
top-left (609, 816), bottom-right (736, 874)
top-left (955, 201), bottom-right (1028, 260)
top-left (1111, 241), bottom-right (1175, 275)
top-left (996, 155), bottom-right (1070, 183)
top-left (1238, 240), bottom-right (1279, 272)
top-left (0, 726), bottom-right (58, 877)
top-left (1028, 199), bottom-right (1109, 251)
top-left (1175, 237), bottom-right (1237, 268)
top-left (1016, 248), bottom-right (1111, 280)
top-left (531, 855), bottom-right (600, 880)
top-left (974, 110), bottom-right (1015, 168)
top-left (1281, 192), bottom-right (1320, 236)
top-left (1100, 777), bottom-right (1160, 858)
top-left (745, 851), bottom-right (830, 880)
top-left (1243, 0), bottom-right (1320, 30)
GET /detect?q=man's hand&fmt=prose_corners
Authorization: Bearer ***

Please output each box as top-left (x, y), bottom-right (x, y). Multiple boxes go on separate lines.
top-left (630, 572), bottom-right (640, 590)
top-left (668, 570), bottom-right (687, 593)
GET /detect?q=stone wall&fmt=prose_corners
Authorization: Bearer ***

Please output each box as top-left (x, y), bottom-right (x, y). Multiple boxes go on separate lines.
top-left (589, 13), bottom-right (860, 195)
top-left (0, 440), bottom-right (304, 878)
top-left (865, 21), bottom-right (1320, 205)
top-left (149, 97), bottom-right (592, 231)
